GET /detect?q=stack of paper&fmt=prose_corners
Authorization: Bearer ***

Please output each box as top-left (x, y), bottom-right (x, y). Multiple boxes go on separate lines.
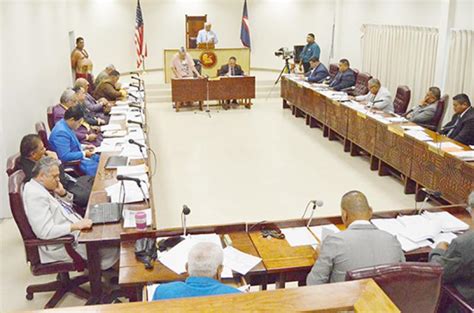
top-left (386, 116), bottom-right (408, 123)
top-left (280, 227), bottom-right (318, 247)
top-left (110, 106), bottom-right (130, 115)
top-left (122, 208), bottom-right (152, 228)
top-left (429, 232), bottom-right (457, 249)
top-left (115, 100), bottom-right (131, 106)
top-left (449, 150), bottom-right (474, 161)
top-left (105, 174), bottom-right (149, 203)
top-left (116, 164), bottom-right (148, 176)
top-left (427, 141), bottom-right (463, 152)
top-left (405, 130), bottom-right (433, 141)
top-left (126, 128), bottom-right (145, 141)
top-left (396, 215), bottom-right (442, 242)
top-left (223, 246), bottom-right (262, 275)
top-left (100, 124), bottom-right (122, 132)
top-left (422, 211), bottom-right (469, 232)
top-left (309, 224), bottom-right (340, 242)
top-left (109, 115), bottom-right (126, 122)
top-left (103, 130), bottom-right (127, 138)
top-left (120, 143), bottom-right (148, 159)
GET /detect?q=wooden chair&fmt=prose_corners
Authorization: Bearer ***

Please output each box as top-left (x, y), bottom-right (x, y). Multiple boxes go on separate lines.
top-left (346, 262), bottom-right (443, 313)
top-left (8, 170), bottom-right (90, 309)
top-left (329, 63), bottom-right (339, 79)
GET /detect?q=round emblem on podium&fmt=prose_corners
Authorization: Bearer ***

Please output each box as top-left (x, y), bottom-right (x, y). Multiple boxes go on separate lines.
top-left (199, 51), bottom-right (218, 68)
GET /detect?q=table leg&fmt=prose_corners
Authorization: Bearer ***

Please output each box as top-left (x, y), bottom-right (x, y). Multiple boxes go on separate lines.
top-left (176, 102), bottom-right (180, 112)
top-left (276, 273), bottom-right (286, 289)
top-left (85, 242), bottom-right (102, 305)
top-left (283, 99), bottom-right (290, 109)
top-left (199, 101), bottom-right (203, 111)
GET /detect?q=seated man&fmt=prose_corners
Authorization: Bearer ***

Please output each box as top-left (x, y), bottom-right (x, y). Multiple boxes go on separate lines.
top-left (94, 64), bottom-right (115, 87)
top-left (74, 78), bottom-right (111, 119)
top-left (19, 134), bottom-right (93, 208)
top-left (52, 88), bottom-right (78, 126)
top-left (196, 23), bottom-right (218, 46)
top-left (49, 106), bottom-right (100, 176)
top-left (328, 59), bottom-right (356, 91)
top-left (23, 157), bottom-right (119, 270)
top-left (93, 70), bottom-right (126, 101)
top-left (171, 47), bottom-right (202, 79)
top-left (429, 192), bottom-right (474, 308)
top-left (306, 190), bottom-right (405, 285)
top-left (152, 242), bottom-right (240, 300)
top-left (305, 57), bottom-right (329, 83)
top-left (441, 93), bottom-right (474, 145)
top-left (406, 87), bottom-right (440, 124)
top-left (218, 56), bottom-right (244, 77)
top-left (354, 78), bottom-right (393, 113)
top-left (73, 86), bottom-right (103, 147)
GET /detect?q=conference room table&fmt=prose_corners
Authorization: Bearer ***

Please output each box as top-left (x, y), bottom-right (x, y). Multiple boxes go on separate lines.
top-left (171, 76), bottom-right (255, 111)
top-left (24, 279), bottom-right (400, 313)
top-left (281, 75), bottom-right (474, 205)
top-left (78, 84), bottom-right (157, 305)
top-left (118, 204), bottom-right (471, 300)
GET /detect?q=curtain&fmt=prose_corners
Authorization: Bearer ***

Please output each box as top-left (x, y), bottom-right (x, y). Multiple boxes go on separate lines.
top-left (361, 24), bottom-right (439, 111)
top-left (443, 29), bottom-right (474, 124)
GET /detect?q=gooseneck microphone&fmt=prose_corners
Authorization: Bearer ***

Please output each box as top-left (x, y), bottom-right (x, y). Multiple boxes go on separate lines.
top-left (116, 175), bottom-right (141, 185)
top-left (302, 200), bottom-right (324, 227)
top-left (417, 188), bottom-right (442, 214)
top-left (182, 205), bottom-right (191, 236)
top-left (128, 138), bottom-right (145, 149)
top-left (128, 120), bottom-right (143, 128)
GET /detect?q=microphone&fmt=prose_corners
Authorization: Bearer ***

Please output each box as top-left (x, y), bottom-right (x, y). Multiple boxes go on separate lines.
top-left (129, 103), bottom-right (143, 109)
top-left (116, 175), bottom-right (142, 185)
top-left (302, 200), bottom-right (324, 227)
top-left (417, 188), bottom-right (442, 214)
top-left (130, 71), bottom-right (140, 77)
top-left (129, 83), bottom-right (142, 90)
top-left (128, 119), bottom-right (143, 128)
top-left (128, 138), bottom-right (145, 149)
top-left (182, 205), bottom-right (191, 236)
top-left (131, 76), bottom-right (142, 82)
top-left (129, 93), bottom-right (138, 101)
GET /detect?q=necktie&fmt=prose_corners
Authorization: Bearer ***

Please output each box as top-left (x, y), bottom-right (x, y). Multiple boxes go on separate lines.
top-left (446, 116), bottom-right (460, 137)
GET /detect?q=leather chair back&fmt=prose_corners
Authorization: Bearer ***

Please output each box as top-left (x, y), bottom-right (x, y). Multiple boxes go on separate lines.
top-left (393, 85), bottom-right (411, 114)
top-left (329, 63), bottom-right (339, 79)
top-left (47, 106), bottom-right (55, 131)
top-left (431, 94), bottom-right (448, 131)
top-left (8, 170), bottom-right (42, 266)
top-left (352, 68), bottom-right (359, 82)
top-left (35, 121), bottom-right (50, 150)
top-left (6, 153), bottom-right (21, 176)
top-left (346, 262), bottom-right (443, 313)
top-left (351, 72), bottom-right (372, 96)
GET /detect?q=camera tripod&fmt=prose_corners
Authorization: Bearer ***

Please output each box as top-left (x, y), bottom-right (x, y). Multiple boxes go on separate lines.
top-left (266, 57), bottom-right (292, 100)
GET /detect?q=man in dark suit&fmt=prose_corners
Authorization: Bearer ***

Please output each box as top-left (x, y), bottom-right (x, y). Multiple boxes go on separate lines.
top-left (218, 57), bottom-right (245, 109)
top-left (19, 134), bottom-right (93, 208)
top-left (441, 93), bottom-right (474, 145)
top-left (218, 56), bottom-right (244, 77)
top-left (305, 57), bottom-right (329, 83)
top-left (429, 191), bottom-right (474, 309)
top-left (328, 59), bottom-right (356, 91)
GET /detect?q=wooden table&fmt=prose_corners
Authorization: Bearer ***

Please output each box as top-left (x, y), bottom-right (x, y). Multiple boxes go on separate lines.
top-left (78, 83), bottom-right (157, 304)
top-left (281, 75), bottom-right (474, 204)
top-left (171, 76), bottom-right (255, 112)
top-left (118, 204), bottom-right (471, 297)
top-left (24, 279), bottom-right (400, 313)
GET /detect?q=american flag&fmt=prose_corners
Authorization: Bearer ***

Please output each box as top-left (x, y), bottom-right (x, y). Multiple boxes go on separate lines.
top-left (135, 0), bottom-right (147, 68)
top-left (240, 0), bottom-right (251, 49)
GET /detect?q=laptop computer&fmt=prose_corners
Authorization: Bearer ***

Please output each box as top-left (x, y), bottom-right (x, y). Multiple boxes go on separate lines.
top-left (105, 156), bottom-right (129, 169)
top-left (89, 203), bottom-right (123, 224)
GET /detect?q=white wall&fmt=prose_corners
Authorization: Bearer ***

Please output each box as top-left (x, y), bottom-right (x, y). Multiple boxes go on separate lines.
top-left (1, 0), bottom-right (472, 217)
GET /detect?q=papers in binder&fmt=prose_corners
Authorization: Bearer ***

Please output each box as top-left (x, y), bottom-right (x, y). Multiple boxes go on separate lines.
top-left (396, 215), bottom-right (441, 242)
top-left (122, 208), bottom-right (152, 228)
top-left (310, 224), bottom-right (341, 242)
top-left (223, 246), bottom-right (262, 275)
top-left (280, 227), bottom-right (318, 247)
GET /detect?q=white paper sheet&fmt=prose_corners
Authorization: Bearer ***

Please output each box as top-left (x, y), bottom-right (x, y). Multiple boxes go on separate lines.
top-left (116, 164), bottom-right (148, 176)
top-left (105, 175), bottom-right (149, 203)
top-left (401, 125), bottom-right (425, 131)
top-left (448, 150), bottom-right (474, 161)
top-left (396, 215), bottom-right (441, 242)
top-left (422, 211), bottom-right (469, 232)
top-left (103, 130), bottom-right (127, 138)
top-left (223, 246), bottom-right (262, 275)
top-left (122, 208), bottom-right (152, 228)
top-left (309, 224), bottom-right (341, 241)
top-left (430, 232), bottom-right (457, 249)
top-left (281, 227), bottom-right (318, 247)
top-left (427, 141), bottom-right (463, 151)
top-left (405, 130), bottom-right (433, 141)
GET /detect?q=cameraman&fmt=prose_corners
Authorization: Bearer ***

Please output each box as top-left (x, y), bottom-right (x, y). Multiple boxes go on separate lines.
top-left (298, 33), bottom-right (321, 73)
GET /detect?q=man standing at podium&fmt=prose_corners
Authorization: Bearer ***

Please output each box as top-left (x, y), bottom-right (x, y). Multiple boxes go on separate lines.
top-left (196, 23), bottom-right (218, 46)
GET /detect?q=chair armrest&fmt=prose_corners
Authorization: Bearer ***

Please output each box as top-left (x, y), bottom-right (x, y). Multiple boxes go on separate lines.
top-left (63, 160), bottom-right (84, 177)
top-left (442, 285), bottom-right (473, 313)
top-left (25, 235), bottom-right (86, 271)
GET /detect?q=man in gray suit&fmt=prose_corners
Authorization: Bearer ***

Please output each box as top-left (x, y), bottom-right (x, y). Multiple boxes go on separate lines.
top-left (406, 87), bottom-right (440, 124)
top-left (23, 157), bottom-right (119, 270)
top-left (429, 192), bottom-right (474, 307)
top-left (306, 191), bottom-right (405, 285)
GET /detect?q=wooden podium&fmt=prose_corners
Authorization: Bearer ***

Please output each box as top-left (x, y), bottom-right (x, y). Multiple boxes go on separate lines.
top-left (197, 42), bottom-right (215, 50)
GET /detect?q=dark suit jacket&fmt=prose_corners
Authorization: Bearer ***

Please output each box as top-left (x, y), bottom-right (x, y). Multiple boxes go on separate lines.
top-left (441, 106), bottom-right (474, 145)
top-left (429, 230), bottom-right (474, 306)
top-left (329, 68), bottom-right (356, 91)
top-left (306, 63), bottom-right (329, 83)
top-left (218, 64), bottom-right (244, 76)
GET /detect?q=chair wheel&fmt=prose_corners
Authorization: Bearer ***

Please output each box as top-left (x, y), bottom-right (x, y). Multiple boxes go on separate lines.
top-left (26, 293), bottom-right (33, 300)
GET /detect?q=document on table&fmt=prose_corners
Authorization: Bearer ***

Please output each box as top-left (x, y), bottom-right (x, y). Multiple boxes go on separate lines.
top-left (100, 124), bottom-right (122, 132)
top-left (309, 224), bottom-right (341, 242)
top-left (448, 150), bottom-right (474, 161)
top-left (427, 141), bottom-right (463, 152)
top-left (94, 143), bottom-right (124, 153)
top-left (120, 143), bottom-right (148, 159)
top-left (116, 164), bottom-right (148, 176)
top-left (109, 115), bottom-right (126, 122)
top-left (126, 128), bottom-right (145, 141)
top-left (223, 246), bottom-right (262, 275)
top-left (430, 232), bottom-right (457, 249)
top-left (103, 130), bottom-right (127, 138)
top-left (115, 100), bottom-right (132, 106)
top-left (122, 208), bottom-right (152, 228)
top-left (422, 211), bottom-right (469, 232)
top-left (281, 227), bottom-right (318, 247)
top-left (401, 125), bottom-right (425, 131)
top-left (105, 174), bottom-right (149, 203)
top-left (127, 111), bottom-right (144, 123)
top-left (405, 130), bottom-right (433, 141)
top-left (110, 106), bottom-right (130, 114)
top-left (396, 215), bottom-right (441, 242)
top-left (386, 116), bottom-right (408, 123)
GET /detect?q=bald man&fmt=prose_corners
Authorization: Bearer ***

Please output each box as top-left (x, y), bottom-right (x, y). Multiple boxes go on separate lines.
top-left (306, 191), bottom-right (405, 285)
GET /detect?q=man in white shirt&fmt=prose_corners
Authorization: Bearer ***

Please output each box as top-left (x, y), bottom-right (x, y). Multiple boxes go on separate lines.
top-left (353, 78), bottom-right (394, 113)
top-left (306, 190), bottom-right (405, 285)
top-left (196, 23), bottom-right (218, 45)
